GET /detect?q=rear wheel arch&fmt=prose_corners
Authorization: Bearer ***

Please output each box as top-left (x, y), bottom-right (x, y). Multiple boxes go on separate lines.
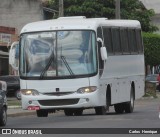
top-left (106, 85), bottom-right (111, 106)
top-left (123, 82), bottom-right (135, 113)
top-left (131, 82), bottom-right (135, 100)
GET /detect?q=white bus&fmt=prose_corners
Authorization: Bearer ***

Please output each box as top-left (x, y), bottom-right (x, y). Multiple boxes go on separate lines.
top-left (9, 16), bottom-right (145, 117)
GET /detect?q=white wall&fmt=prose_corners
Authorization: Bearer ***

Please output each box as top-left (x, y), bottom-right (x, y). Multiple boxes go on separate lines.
top-left (140, 0), bottom-right (160, 14)
top-left (0, 0), bottom-right (43, 34)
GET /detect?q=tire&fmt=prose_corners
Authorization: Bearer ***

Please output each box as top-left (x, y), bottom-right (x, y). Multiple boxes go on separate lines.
top-left (95, 106), bottom-right (106, 115)
top-left (15, 90), bottom-right (21, 100)
top-left (36, 110), bottom-right (48, 117)
top-left (74, 109), bottom-right (83, 116)
top-left (64, 109), bottom-right (74, 116)
top-left (95, 91), bottom-right (110, 115)
top-left (95, 94), bottom-right (110, 115)
top-left (124, 86), bottom-right (134, 113)
top-left (114, 103), bottom-right (124, 114)
top-left (0, 107), bottom-right (7, 126)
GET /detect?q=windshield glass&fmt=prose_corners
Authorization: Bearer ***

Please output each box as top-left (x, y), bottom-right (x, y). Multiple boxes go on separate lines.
top-left (20, 30), bottom-right (97, 79)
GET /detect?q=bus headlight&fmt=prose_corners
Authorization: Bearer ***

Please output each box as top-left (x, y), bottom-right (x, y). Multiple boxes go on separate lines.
top-left (21, 89), bottom-right (39, 96)
top-left (77, 86), bottom-right (97, 94)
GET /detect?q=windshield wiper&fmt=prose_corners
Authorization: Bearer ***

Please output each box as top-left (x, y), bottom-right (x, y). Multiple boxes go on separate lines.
top-left (61, 56), bottom-right (75, 77)
top-left (39, 51), bottom-right (55, 79)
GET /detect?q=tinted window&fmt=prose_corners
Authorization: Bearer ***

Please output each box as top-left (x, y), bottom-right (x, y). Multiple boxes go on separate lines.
top-left (128, 29), bottom-right (138, 53)
top-left (100, 26), bottom-right (142, 56)
top-left (120, 28), bottom-right (129, 54)
top-left (111, 27), bottom-right (121, 54)
top-left (103, 27), bottom-right (113, 54)
top-left (136, 29), bottom-right (143, 53)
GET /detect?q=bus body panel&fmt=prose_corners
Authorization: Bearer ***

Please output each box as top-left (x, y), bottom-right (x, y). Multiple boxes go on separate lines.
top-left (21, 76), bottom-right (106, 110)
top-left (100, 54), bottom-right (145, 104)
top-left (22, 78), bottom-right (90, 94)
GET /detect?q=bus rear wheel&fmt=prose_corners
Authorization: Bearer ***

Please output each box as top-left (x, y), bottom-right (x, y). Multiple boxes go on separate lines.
top-left (124, 86), bottom-right (134, 113)
top-left (114, 103), bottom-right (124, 114)
top-left (36, 110), bottom-right (48, 117)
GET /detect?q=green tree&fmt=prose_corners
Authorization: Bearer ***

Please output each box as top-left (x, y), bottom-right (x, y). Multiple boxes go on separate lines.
top-left (48, 0), bottom-right (158, 32)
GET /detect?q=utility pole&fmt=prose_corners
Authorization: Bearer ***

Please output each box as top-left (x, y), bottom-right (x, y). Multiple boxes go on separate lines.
top-left (115, 0), bottom-right (120, 19)
top-left (59, 0), bottom-right (64, 17)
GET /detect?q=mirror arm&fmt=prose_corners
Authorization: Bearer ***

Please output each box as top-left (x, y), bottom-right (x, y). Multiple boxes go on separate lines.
top-left (97, 38), bottom-right (104, 47)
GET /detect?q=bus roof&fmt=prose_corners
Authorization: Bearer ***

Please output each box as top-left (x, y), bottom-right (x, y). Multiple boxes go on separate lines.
top-left (21, 17), bottom-right (141, 33)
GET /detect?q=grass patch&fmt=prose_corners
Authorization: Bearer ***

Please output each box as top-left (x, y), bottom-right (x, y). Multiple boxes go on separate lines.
top-left (7, 99), bottom-right (21, 106)
top-left (143, 91), bottom-right (158, 98)
top-left (145, 82), bottom-right (158, 98)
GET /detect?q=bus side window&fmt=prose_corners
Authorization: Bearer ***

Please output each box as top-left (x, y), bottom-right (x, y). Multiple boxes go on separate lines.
top-left (103, 27), bottom-right (113, 55)
top-left (128, 29), bottom-right (138, 54)
top-left (120, 28), bottom-right (129, 54)
top-left (111, 27), bottom-right (122, 54)
top-left (135, 29), bottom-right (143, 53)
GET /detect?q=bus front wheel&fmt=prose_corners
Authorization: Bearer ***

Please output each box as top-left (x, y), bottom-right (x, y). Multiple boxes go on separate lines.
top-left (36, 110), bottom-right (48, 117)
top-left (95, 93), bottom-right (109, 115)
top-left (95, 106), bottom-right (106, 115)
top-left (64, 109), bottom-right (83, 116)
top-left (64, 109), bottom-right (74, 116)
top-left (74, 109), bottom-right (83, 116)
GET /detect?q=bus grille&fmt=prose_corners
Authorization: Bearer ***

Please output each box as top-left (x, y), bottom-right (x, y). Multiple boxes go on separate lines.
top-left (38, 99), bottom-right (79, 106)
top-left (43, 92), bottom-right (74, 96)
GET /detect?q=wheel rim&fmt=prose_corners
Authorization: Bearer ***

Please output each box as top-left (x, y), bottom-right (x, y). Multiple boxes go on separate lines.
top-left (130, 87), bottom-right (134, 109)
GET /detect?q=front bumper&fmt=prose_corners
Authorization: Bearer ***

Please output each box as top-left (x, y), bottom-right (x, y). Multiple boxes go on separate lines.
top-left (21, 90), bottom-right (103, 110)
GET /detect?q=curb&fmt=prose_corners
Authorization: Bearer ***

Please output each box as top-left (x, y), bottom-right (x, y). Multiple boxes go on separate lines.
top-left (8, 111), bottom-right (36, 117)
top-left (8, 106), bottom-right (22, 109)
top-left (7, 106), bottom-right (36, 117)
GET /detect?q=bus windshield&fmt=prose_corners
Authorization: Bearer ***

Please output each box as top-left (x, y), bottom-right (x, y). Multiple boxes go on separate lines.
top-left (20, 30), bottom-right (97, 79)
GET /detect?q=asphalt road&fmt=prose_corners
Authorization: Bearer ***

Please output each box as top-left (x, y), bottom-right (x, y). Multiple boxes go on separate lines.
top-left (2, 97), bottom-right (160, 137)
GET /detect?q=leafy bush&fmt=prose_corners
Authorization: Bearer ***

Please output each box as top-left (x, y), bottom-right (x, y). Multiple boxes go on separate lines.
top-left (143, 33), bottom-right (160, 67)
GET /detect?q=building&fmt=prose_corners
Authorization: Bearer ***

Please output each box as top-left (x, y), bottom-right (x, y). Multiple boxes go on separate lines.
top-left (0, 26), bottom-right (18, 75)
top-left (0, 0), bottom-right (46, 34)
top-left (0, 0), bottom-right (51, 75)
top-left (140, 0), bottom-right (160, 33)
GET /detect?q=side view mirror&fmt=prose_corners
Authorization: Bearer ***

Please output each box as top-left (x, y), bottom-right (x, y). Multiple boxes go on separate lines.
top-left (9, 41), bottom-right (19, 70)
top-left (97, 38), bottom-right (108, 60)
top-left (100, 47), bottom-right (108, 60)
